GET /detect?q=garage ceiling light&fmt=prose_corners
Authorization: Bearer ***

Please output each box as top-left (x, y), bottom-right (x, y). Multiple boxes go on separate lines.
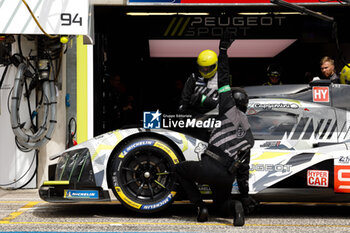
top-left (237, 12), bottom-right (270, 15)
top-left (126, 12), bottom-right (209, 16)
top-left (238, 12), bottom-right (303, 15)
top-left (149, 39), bottom-right (297, 58)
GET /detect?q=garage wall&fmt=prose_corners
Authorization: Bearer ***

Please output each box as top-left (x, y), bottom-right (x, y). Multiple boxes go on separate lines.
top-left (0, 36), bottom-right (69, 189)
top-left (37, 53), bottom-right (67, 187)
top-left (0, 38), bottom-right (37, 189)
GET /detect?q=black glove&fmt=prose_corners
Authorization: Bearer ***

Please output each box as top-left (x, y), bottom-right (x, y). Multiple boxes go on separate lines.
top-left (241, 196), bottom-right (258, 214)
top-left (202, 96), bottom-right (218, 108)
top-left (178, 104), bottom-right (187, 113)
top-left (189, 93), bottom-right (201, 106)
top-left (219, 31), bottom-right (235, 51)
top-left (227, 162), bottom-right (237, 175)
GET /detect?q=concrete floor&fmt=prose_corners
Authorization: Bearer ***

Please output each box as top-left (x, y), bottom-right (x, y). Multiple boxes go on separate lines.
top-left (2, 188), bottom-right (350, 233)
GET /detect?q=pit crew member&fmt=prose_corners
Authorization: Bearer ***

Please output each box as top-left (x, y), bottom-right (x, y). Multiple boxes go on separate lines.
top-left (179, 49), bottom-right (219, 116)
top-left (263, 64), bottom-right (283, 85)
top-left (320, 56), bottom-right (340, 84)
top-left (175, 33), bottom-right (255, 226)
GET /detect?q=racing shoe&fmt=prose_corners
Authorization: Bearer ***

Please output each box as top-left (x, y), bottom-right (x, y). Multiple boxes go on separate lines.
top-left (197, 205), bottom-right (209, 222)
top-left (233, 200), bottom-right (245, 227)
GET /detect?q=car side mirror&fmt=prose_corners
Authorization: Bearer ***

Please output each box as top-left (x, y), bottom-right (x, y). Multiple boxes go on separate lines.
top-left (309, 79), bottom-right (332, 87)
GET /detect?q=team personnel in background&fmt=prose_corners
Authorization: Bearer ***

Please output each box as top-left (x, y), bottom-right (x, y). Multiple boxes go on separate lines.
top-left (175, 32), bottom-right (255, 227)
top-left (263, 64), bottom-right (283, 85)
top-left (340, 63), bottom-right (350, 84)
top-left (103, 73), bottom-right (126, 130)
top-left (320, 56), bottom-right (340, 84)
top-left (179, 49), bottom-right (219, 116)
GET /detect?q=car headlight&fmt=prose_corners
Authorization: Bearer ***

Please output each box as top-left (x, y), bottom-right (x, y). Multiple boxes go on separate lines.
top-left (55, 148), bottom-right (95, 186)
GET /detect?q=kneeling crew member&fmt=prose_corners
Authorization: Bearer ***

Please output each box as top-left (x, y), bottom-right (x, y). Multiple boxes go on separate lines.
top-left (175, 33), bottom-right (254, 226)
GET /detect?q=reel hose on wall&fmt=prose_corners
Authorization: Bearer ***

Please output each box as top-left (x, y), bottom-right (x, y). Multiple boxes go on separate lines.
top-left (10, 63), bottom-right (57, 149)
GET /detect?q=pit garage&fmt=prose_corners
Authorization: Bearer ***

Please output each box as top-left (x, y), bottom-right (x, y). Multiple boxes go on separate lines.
top-left (91, 1), bottom-right (350, 136)
top-left (0, 0), bottom-right (349, 196)
top-left (2, 1), bottom-right (350, 231)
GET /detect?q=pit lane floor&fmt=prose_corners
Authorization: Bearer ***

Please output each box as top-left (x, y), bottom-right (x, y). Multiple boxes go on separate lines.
top-left (1, 189), bottom-right (350, 233)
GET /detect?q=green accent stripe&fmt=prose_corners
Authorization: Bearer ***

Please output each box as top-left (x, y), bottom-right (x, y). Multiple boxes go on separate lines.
top-left (154, 180), bottom-right (166, 189)
top-left (171, 17), bottom-right (184, 36)
top-left (164, 17), bottom-right (177, 36)
top-left (76, 35), bottom-right (88, 143)
top-left (278, 98), bottom-right (301, 104)
top-left (59, 157), bottom-right (70, 181)
top-left (218, 85), bottom-right (231, 93)
top-left (77, 156), bottom-right (88, 183)
top-left (68, 156), bottom-right (79, 181)
top-left (177, 17), bottom-right (191, 36)
top-left (201, 95), bottom-right (207, 105)
top-left (43, 181), bottom-right (69, 185)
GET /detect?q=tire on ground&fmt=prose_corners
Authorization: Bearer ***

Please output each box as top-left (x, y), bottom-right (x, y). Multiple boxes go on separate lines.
top-left (109, 137), bottom-right (180, 213)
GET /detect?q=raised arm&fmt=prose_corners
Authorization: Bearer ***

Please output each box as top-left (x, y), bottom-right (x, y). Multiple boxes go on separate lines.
top-left (217, 32), bottom-right (235, 115)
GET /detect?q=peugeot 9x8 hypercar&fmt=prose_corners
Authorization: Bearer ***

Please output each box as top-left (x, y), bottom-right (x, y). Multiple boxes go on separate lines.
top-left (39, 80), bottom-right (350, 213)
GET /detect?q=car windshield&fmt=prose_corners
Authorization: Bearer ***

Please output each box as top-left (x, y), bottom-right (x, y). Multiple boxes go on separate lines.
top-left (248, 111), bottom-right (298, 140)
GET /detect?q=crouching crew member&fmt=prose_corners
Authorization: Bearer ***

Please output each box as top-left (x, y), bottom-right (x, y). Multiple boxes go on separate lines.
top-left (175, 33), bottom-right (255, 226)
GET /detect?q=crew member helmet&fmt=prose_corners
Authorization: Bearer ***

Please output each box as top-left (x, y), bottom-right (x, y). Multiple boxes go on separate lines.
top-left (340, 64), bottom-right (350, 84)
top-left (267, 64), bottom-right (282, 77)
top-left (232, 87), bottom-right (249, 113)
top-left (267, 64), bottom-right (282, 84)
top-left (197, 49), bottom-right (218, 79)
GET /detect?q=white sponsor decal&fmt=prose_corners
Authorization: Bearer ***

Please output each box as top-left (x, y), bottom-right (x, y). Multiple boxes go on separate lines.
top-left (307, 170), bottom-right (329, 187)
top-left (312, 87), bottom-right (329, 102)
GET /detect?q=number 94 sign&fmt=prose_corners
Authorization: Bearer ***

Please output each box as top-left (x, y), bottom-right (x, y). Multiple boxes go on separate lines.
top-left (0, 0), bottom-right (89, 35)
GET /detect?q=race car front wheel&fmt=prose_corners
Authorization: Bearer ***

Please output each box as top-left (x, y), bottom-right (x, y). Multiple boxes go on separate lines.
top-left (109, 137), bottom-right (180, 213)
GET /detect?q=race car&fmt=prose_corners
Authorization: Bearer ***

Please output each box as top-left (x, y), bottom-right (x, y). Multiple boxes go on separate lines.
top-left (39, 80), bottom-right (350, 213)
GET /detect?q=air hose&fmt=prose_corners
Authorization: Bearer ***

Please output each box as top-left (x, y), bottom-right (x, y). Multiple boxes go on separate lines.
top-left (10, 63), bottom-right (57, 149)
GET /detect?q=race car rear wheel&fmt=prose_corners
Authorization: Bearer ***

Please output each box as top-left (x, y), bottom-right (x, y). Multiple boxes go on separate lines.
top-left (109, 137), bottom-right (180, 213)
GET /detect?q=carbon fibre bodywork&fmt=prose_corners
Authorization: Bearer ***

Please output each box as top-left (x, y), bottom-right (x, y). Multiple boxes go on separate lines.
top-left (40, 82), bottom-right (350, 212)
